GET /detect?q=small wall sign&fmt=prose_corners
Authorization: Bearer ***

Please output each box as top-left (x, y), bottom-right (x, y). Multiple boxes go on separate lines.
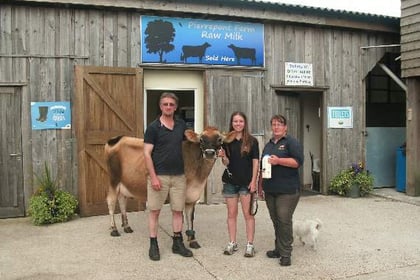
top-left (31, 101), bottom-right (71, 130)
top-left (328, 106), bottom-right (353, 128)
top-left (285, 62), bottom-right (313, 86)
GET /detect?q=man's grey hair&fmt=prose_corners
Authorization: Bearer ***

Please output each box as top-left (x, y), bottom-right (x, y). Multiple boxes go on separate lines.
top-left (159, 92), bottom-right (179, 105)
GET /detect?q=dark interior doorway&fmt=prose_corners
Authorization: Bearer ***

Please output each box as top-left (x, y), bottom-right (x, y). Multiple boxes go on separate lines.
top-left (145, 90), bottom-right (195, 128)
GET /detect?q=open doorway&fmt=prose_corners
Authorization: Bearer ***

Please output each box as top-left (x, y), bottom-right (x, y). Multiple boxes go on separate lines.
top-left (143, 70), bottom-right (204, 133)
top-left (145, 89), bottom-right (195, 128)
top-left (301, 93), bottom-right (322, 192)
top-left (365, 52), bottom-right (406, 188)
top-left (275, 90), bottom-right (322, 193)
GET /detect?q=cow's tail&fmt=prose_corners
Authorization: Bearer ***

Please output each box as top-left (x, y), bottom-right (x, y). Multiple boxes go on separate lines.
top-left (105, 136), bottom-right (124, 188)
top-left (107, 152), bottom-right (122, 188)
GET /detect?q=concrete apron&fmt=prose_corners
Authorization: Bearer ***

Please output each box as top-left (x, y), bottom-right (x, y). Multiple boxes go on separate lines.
top-left (0, 192), bottom-right (420, 280)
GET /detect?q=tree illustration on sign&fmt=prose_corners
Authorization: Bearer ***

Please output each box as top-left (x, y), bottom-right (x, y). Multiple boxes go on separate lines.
top-left (144, 19), bottom-right (175, 63)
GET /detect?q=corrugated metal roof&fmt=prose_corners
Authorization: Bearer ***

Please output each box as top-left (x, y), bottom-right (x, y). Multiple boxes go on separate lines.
top-left (243, 0), bottom-right (400, 19)
top-left (10, 0), bottom-right (400, 22)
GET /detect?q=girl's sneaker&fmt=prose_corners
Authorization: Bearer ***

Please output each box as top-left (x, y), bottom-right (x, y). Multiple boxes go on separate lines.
top-left (244, 242), bottom-right (255, 257)
top-left (223, 241), bottom-right (238, 255)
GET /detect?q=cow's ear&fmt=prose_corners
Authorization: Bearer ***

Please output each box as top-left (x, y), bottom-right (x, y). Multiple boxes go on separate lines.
top-left (185, 129), bottom-right (200, 143)
top-left (222, 131), bottom-right (236, 144)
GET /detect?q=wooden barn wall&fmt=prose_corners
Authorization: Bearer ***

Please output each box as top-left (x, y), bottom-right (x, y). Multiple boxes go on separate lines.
top-left (261, 24), bottom-right (398, 190)
top-left (401, 0), bottom-right (420, 78)
top-left (206, 69), bottom-right (265, 134)
top-left (0, 5), bottom-right (142, 204)
top-left (0, 3), bottom-right (399, 212)
top-left (401, 0), bottom-right (420, 196)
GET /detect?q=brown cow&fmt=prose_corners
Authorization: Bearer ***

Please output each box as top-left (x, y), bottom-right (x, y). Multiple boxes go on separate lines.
top-left (105, 126), bottom-right (235, 249)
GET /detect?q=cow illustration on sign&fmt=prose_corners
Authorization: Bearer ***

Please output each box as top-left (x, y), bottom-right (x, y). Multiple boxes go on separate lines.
top-left (180, 42), bottom-right (212, 63)
top-left (228, 44), bottom-right (256, 65)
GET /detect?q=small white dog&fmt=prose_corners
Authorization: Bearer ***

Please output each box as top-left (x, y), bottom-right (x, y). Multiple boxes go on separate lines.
top-left (293, 218), bottom-right (323, 250)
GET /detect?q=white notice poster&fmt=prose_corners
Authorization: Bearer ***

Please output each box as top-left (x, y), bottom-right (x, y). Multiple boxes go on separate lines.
top-left (285, 62), bottom-right (313, 86)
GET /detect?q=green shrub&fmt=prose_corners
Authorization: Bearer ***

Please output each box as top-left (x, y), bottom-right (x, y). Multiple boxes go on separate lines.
top-left (28, 163), bottom-right (78, 225)
top-left (329, 162), bottom-right (374, 197)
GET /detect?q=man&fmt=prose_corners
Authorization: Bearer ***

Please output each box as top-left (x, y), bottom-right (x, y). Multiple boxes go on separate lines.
top-left (144, 92), bottom-right (193, 261)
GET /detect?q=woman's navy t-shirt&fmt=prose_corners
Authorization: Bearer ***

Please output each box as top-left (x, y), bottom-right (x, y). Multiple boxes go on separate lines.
top-left (261, 135), bottom-right (304, 194)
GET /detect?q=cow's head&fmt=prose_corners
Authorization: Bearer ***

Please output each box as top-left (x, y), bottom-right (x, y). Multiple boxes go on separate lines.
top-left (185, 126), bottom-right (234, 159)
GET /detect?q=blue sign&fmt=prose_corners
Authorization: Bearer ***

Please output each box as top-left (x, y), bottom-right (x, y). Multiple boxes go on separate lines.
top-left (141, 16), bottom-right (264, 67)
top-left (31, 102), bottom-right (71, 130)
top-left (331, 109), bottom-right (351, 119)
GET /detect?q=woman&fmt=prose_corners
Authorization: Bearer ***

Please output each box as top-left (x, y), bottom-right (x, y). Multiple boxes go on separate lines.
top-left (262, 114), bottom-right (304, 266)
top-left (218, 111), bottom-right (259, 257)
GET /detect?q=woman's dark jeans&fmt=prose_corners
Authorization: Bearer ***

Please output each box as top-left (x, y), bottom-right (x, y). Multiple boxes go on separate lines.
top-left (265, 191), bottom-right (300, 257)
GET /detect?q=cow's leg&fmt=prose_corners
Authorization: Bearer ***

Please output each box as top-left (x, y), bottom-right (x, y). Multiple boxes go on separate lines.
top-left (118, 194), bottom-right (133, 233)
top-left (184, 203), bottom-right (200, 249)
top-left (107, 187), bottom-right (120, 237)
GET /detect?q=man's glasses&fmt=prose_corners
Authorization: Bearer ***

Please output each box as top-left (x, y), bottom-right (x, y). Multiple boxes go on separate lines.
top-left (161, 103), bottom-right (176, 107)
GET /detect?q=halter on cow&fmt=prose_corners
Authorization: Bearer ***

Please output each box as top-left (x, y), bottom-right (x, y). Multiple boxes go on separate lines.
top-left (105, 126), bottom-right (235, 249)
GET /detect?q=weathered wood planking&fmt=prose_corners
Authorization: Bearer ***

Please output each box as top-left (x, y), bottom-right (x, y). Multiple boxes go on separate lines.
top-left (0, 2), bottom-right (402, 215)
top-left (401, 0), bottom-right (420, 77)
top-left (401, 0), bottom-right (420, 196)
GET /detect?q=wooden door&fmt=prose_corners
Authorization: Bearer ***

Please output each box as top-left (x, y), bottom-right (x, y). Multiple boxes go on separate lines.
top-left (74, 66), bottom-right (145, 216)
top-left (205, 69), bottom-right (264, 204)
top-left (276, 91), bottom-right (301, 139)
top-left (0, 87), bottom-right (24, 218)
top-left (276, 91), bottom-right (303, 186)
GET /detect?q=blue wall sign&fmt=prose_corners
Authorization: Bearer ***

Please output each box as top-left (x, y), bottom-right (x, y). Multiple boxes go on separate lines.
top-left (141, 16), bottom-right (264, 67)
top-left (31, 102), bottom-right (71, 130)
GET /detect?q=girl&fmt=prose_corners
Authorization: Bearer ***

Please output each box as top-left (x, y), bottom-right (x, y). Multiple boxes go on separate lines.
top-left (218, 111), bottom-right (259, 257)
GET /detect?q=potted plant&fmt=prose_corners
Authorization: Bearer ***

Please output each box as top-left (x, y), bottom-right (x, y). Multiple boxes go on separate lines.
top-left (28, 163), bottom-right (78, 225)
top-left (329, 162), bottom-right (374, 197)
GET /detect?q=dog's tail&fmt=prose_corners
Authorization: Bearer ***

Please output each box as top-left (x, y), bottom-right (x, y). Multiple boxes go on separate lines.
top-left (314, 218), bottom-right (323, 230)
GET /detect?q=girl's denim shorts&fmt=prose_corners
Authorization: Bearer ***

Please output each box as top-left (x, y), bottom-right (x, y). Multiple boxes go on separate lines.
top-left (222, 183), bottom-right (250, 198)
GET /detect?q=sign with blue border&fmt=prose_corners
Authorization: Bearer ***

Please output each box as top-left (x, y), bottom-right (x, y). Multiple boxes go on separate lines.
top-left (328, 106), bottom-right (353, 128)
top-left (141, 16), bottom-right (264, 67)
top-left (31, 102), bottom-right (71, 130)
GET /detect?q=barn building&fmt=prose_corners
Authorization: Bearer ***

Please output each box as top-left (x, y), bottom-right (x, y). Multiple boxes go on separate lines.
top-left (401, 0), bottom-right (420, 197)
top-left (1, 0), bottom-right (411, 218)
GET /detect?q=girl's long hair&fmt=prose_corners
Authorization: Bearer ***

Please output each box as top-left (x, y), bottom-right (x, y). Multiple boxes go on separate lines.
top-left (229, 111), bottom-right (255, 156)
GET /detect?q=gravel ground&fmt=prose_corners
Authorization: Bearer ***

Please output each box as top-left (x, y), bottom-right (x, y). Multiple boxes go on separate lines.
top-left (1, 190), bottom-right (419, 280)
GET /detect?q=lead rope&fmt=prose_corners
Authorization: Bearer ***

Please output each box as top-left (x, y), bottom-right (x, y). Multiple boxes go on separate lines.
top-left (250, 166), bottom-right (260, 216)
top-left (224, 144), bottom-right (233, 178)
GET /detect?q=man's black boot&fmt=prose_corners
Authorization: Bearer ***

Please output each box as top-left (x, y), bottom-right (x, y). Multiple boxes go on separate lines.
top-left (280, 256), bottom-right (291, 266)
top-left (266, 249), bottom-right (281, 258)
top-left (149, 237), bottom-right (160, 261)
top-left (172, 233), bottom-right (193, 257)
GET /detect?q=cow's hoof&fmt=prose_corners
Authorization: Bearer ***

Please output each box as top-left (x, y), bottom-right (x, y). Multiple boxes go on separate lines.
top-left (110, 229), bottom-right (120, 237)
top-left (189, 241), bottom-right (201, 249)
top-left (124, 226), bottom-right (133, 233)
